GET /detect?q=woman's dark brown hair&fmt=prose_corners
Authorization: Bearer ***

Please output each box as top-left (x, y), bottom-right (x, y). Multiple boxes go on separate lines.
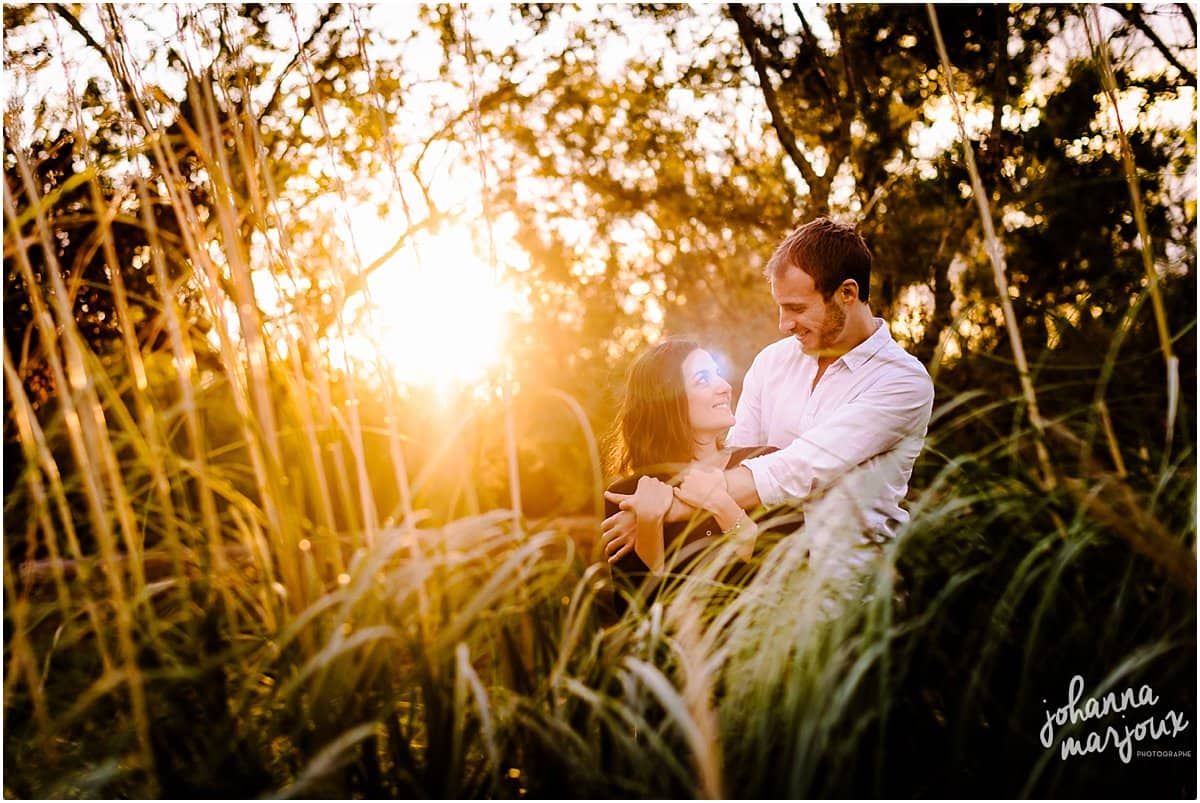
top-left (610, 337), bottom-right (706, 476)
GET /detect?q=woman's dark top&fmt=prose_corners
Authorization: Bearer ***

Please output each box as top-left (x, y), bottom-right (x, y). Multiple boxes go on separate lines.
top-left (606, 445), bottom-right (776, 617)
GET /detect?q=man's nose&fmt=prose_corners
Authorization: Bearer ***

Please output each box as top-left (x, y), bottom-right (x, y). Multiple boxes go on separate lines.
top-left (778, 309), bottom-right (794, 333)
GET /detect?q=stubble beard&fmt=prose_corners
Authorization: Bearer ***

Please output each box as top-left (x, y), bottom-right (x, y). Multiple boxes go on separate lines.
top-left (817, 297), bottom-right (847, 354)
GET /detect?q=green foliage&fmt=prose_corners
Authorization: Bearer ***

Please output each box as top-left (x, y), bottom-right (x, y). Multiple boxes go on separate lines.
top-left (3, 3), bottom-right (1196, 799)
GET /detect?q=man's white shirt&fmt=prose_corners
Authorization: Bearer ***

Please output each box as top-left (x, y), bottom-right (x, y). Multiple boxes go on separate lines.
top-left (727, 318), bottom-right (934, 538)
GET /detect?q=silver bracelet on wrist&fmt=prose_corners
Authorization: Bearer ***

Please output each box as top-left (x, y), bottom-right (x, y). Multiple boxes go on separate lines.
top-left (723, 510), bottom-right (750, 536)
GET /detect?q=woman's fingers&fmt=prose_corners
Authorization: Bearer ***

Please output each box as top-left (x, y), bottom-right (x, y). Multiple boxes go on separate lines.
top-left (634, 476), bottom-right (674, 517)
top-left (603, 530), bottom-right (632, 555)
top-left (601, 509), bottom-right (635, 540)
top-left (604, 490), bottom-right (631, 505)
top-left (606, 539), bottom-right (635, 563)
top-left (604, 531), bottom-right (634, 562)
top-left (674, 482), bottom-right (704, 508)
top-left (601, 506), bottom-right (636, 562)
top-left (602, 498), bottom-right (633, 526)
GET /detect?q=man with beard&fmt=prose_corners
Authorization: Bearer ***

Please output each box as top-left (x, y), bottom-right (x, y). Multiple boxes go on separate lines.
top-left (603, 217), bottom-right (935, 570)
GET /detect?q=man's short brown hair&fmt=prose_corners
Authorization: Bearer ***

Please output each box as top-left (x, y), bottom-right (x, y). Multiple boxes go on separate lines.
top-left (765, 217), bottom-right (872, 302)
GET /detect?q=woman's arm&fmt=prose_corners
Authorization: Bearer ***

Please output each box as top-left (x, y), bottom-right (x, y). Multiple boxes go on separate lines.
top-left (610, 475), bottom-right (675, 573)
top-left (633, 509), bottom-right (666, 572)
top-left (676, 465), bottom-right (759, 561)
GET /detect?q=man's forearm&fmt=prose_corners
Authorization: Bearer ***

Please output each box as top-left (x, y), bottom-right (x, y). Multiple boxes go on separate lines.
top-left (667, 465), bottom-right (762, 522)
top-left (724, 465), bottom-right (761, 509)
top-left (664, 493), bottom-right (692, 523)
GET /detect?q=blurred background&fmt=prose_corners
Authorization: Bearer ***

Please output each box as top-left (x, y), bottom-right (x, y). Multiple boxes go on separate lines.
top-left (3, 4), bottom-right (1195, 798)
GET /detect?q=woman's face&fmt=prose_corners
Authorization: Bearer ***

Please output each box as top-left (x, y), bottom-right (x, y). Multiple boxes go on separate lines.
top-left (682, 349), bottom-right (735, 436)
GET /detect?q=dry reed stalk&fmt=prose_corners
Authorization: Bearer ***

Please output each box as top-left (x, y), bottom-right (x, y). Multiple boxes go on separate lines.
top-left (1066, 476), bottom-right (1195, 595)
top-left (2, 343), bottom-right (118, 671)
top-left (3, 541), bottom-right (50, 732)
top-left (3, 347), bottom-right (73, 611)
top-left (83, 9), bottom-right (330, 640)
top-left (91, 18), bottom-right (225, 496)
top-left (926, 4), bottom-right (1055, 488)
top-left (539, 387), bottom-right (607, 521)
top-left (48, 10), bottom-right (190, 618)
top-left (6, 140), bottom-right (156, 790)
top-left (285, 4), bottom-right (384, 551)
top-left (459, 5), bottom-right (523, 532)
top-left (1084, 5), bottom-right (1180, 457)
top-left (671, 601), bottom-right (725, 799)
top-left (345, 0), bottom-right (433, 522)
top-left (215, 7), bottom-right (350, 568)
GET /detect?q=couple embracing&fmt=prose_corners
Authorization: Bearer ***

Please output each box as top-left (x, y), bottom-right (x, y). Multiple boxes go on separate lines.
top-left (603, 217), bottom-right (935, 616)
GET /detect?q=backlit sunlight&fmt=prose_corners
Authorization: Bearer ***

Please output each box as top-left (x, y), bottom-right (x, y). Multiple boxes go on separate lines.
top-left (343, 218), bottom-right (518, 391)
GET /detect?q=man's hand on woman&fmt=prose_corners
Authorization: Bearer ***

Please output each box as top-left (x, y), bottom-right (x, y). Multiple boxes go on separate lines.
top-left (602, 468), bottom-right (756, 565)
top-left (674, 465), bottom-right (729, 512)
top-left (678, 465), bottom-right (742, 527)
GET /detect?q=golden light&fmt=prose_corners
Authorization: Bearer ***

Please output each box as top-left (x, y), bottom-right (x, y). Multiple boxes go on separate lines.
top-left (341, 218), bottom-right (517, 391)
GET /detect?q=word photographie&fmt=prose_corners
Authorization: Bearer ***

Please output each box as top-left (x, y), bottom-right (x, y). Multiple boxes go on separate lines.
top-left (1040, 675), bottom-right (1191, 763)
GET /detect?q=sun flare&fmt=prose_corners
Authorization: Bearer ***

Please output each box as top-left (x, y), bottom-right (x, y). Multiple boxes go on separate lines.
top-left (343, 220), bottom-right (516, 390)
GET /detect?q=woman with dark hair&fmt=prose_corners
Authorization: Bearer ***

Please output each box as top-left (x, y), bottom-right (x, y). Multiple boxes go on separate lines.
top-left (604, 338), bottom-right (773, 615)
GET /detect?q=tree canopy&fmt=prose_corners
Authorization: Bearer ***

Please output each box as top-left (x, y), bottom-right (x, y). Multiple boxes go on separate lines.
top-left (4, 2), bottom-right (1196, 497)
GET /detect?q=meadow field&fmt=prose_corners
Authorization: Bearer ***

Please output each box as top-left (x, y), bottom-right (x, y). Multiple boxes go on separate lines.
top-left (3, 4), bottom-right (1195, 798)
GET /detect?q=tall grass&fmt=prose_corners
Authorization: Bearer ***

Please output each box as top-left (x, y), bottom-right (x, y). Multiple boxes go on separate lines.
top-left (4, 7), bottom-right (1195, 799)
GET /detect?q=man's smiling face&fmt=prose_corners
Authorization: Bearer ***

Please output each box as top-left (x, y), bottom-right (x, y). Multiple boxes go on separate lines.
top-left (771, 266), bottom-right (848, 357)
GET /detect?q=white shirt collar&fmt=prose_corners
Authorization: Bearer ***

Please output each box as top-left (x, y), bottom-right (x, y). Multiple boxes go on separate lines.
top-left (838, 318), bottom-right (892, 372)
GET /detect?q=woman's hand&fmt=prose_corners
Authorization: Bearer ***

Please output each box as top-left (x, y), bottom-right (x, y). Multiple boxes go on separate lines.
top-left (603, 476), bottom-right (672, 571)
top-left (624, 475), bottom-right (675, 521)
top-left (602, 476), bottom-right (673, 564)
top-left (674, 465), bottom-right (731, 513)
top-left (600, 508), bottom-right (636, 563)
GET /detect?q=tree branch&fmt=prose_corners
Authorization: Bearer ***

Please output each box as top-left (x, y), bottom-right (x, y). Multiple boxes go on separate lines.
top-left (414, 80), bottom-right (519, 177)
top-left (356, 211), bottom-right (441, 283)
top-left (990, 5), bottom-right (1009, 145)
top-left (314, 210), bottom-right (444, 332)
top-left (727, 4), bottom-right (828, 211)
top-left (49, 4), bottom-right (140, 113)
top-left (1175, 2), bottom-right (1196, 39)
top-left (260, 5), bottom-right (340, 122)
top-left (790, 3), bottom-right (837, 105)
top-left (831, 5), bottom-right (859, 110)
top-left (1104, 3), bottom-right (1197, 85)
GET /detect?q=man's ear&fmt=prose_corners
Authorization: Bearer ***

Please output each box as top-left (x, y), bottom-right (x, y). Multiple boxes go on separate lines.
top-left (840, 279), bottom-right (859, 304)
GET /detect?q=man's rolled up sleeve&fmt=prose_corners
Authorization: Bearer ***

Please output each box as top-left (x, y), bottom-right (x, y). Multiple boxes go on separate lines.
top-left (741, 369), bottom-right (933, 507)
